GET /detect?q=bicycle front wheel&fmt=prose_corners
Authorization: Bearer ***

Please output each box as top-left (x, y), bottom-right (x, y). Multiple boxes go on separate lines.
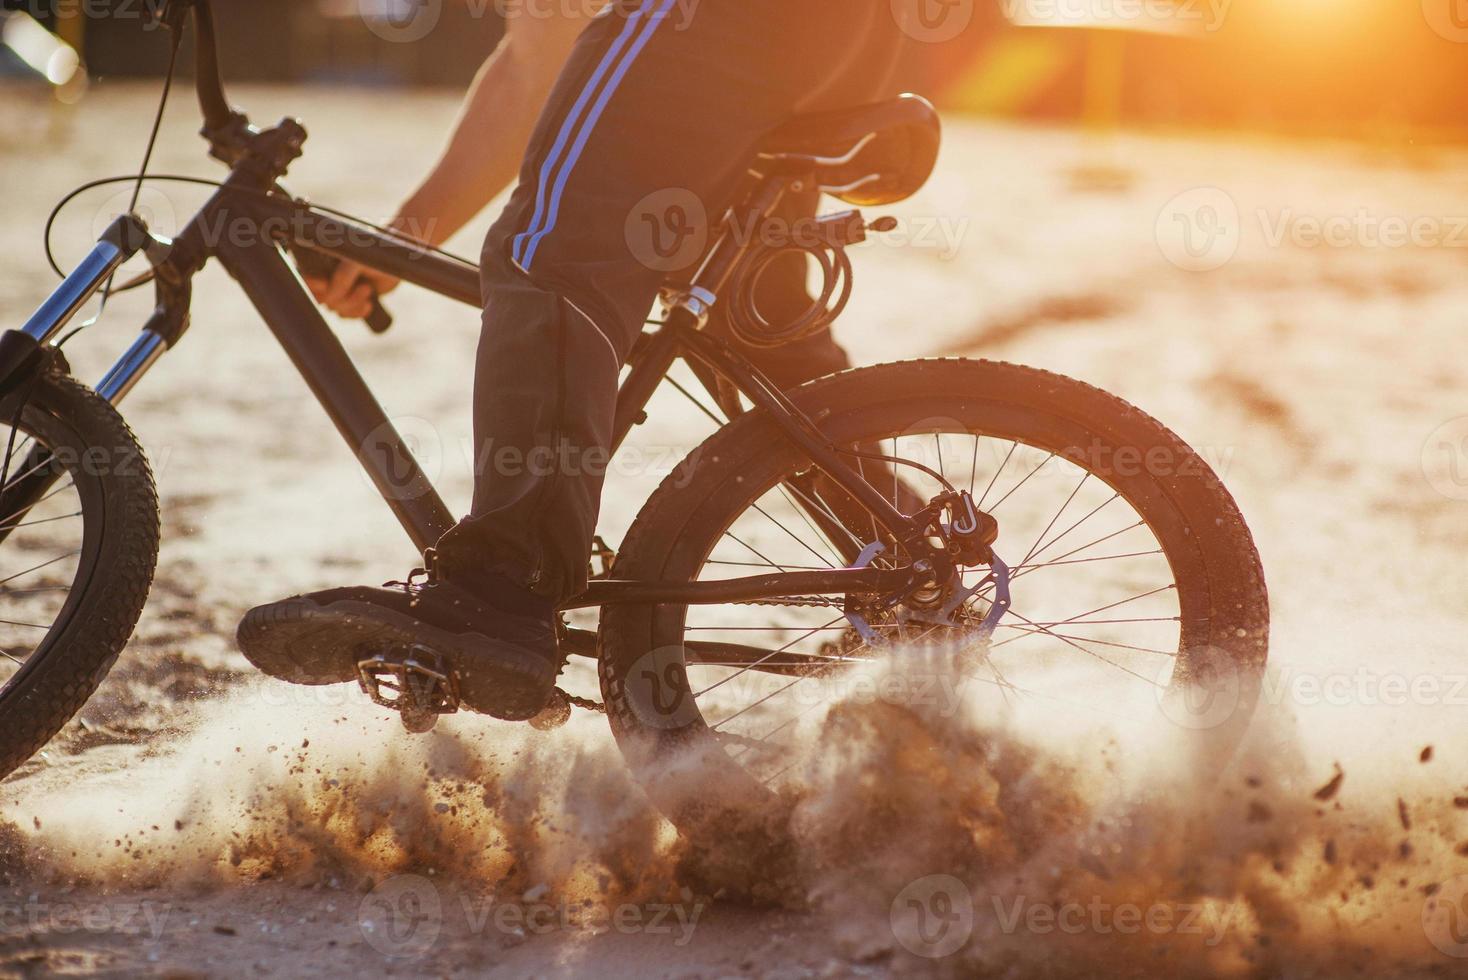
top-left (0, 373), bottom-right (160, 780)
top-left (599, 358), bottom-right (1268, 854)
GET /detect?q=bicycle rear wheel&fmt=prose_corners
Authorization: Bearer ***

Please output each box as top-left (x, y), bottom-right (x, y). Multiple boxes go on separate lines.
top-left (599, 358), bottom-right (1268, 856)
top-left (0, 373), bottom-right (160, 780)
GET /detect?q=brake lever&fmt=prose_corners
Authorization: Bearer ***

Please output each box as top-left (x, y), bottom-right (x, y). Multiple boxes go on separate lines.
top-left (288, 245), bottom-right (393, 334)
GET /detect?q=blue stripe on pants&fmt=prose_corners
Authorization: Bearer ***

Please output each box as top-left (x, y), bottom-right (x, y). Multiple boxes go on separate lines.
top-left (517, 0), bottom-right (678, 271)
top-left (510, 0), bottom-right (657, 268)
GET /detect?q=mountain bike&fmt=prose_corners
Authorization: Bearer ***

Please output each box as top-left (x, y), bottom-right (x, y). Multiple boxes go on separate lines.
top-left (0, 0), bottom-right (1267, 848)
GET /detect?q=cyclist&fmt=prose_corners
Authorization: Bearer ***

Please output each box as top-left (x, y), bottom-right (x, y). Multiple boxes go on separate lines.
top-left (240, 1), bottom-right (912, 720)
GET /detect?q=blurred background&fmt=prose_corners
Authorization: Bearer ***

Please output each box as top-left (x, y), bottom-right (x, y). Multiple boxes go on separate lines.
top-left (3, 0), bottom-right (1467, 140)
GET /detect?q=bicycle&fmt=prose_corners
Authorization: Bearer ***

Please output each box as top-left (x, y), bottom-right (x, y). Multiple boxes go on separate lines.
top-left (0, 0), bottom-right (1267, 851)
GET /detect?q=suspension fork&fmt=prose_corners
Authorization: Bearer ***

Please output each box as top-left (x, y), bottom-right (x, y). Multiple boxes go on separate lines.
top-left (0, 216), bottom-right (159, 549)
top-left (0, 215), bottom-right (152, 400)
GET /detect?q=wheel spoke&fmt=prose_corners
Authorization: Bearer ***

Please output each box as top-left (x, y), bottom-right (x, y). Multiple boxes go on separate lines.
top-left (1000, 606), bottom-right (1164, 687)
top-left (693, 614), bottom-right (846, 699)
top-left (653, 408), bottom-right (1199, 799)
top-left (976, 440), bottom-right (1017, 509)
top-left (705, 559), bottom-right (829, 571)
top-left (1010, 519), bottom-right (1146, 585)
top-left (0, 511), bottom-right (82, 535)
top-left (0, 618), bottom-right (51, 630)
top-left (778, 479), bottom-right (865, 559)
top-left (986, 451), bottom-right (1056, 513)
top-left (719, 530), bottom-right (790, 573)
top-left (0, 550), bottom-right (81, 588)
top-left (750, 500), bottom-right (837, 569)
top-left (994, 626), bottom-right (1176, 657)
top-left (1019, 493), bottom-right (1122, 569)
top-left (1019, 472), bottom-right (1088, 568)
top-left (0, 478), bottom-right (75, 527)
top-left (1010, 549), bottom-right (1164, 572)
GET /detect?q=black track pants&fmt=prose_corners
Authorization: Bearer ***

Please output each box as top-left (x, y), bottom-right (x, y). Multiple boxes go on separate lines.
top-left (441, 0), bottom-right (907, 601)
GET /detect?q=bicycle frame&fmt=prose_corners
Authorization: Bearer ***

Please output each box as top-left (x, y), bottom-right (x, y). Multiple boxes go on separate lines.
top-left (8, 117), bottom-right (940, 614)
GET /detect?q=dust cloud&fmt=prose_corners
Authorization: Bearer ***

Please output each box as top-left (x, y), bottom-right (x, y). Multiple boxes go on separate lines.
top-left (3, 643), bottom-right (1463, 976)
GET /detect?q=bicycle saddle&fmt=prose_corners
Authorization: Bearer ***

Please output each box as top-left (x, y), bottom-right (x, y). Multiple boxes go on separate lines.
top-left (754, 94), bottom-right (941, 207)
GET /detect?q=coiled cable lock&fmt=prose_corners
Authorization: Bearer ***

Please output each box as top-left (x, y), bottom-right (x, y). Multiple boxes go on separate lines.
top-left (726, 210), bottom-right (896, 349)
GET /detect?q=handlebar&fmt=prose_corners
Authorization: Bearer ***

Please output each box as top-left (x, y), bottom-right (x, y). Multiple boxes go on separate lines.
top-left (155, 0), bottom-right (395, 333)
top-left (189, 0), bottom-right (233, 131)
top-left (158, 0), bottom-right (232, 132)
top-left (156, 0), bottom-right (396, 333)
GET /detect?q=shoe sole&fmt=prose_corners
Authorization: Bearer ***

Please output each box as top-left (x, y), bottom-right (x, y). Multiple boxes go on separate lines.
top-left (236, 598), bottom-right (558, 721)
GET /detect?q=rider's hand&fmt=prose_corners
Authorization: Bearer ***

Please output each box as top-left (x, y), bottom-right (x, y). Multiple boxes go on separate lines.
top-left (304, 259), bottom-right (401, 322)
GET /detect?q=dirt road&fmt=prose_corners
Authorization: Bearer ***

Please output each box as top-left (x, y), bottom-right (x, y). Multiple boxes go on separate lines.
top-left (0, 84), bottom-right (1465, 977)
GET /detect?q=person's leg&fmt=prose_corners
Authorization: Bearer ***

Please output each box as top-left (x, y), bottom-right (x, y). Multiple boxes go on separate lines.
top-left (237, 2), bottom-right (913, 717)
top-left (703, 10), bottom-right (913, 391)
top-left (437, 0), bottom-right (906, 604)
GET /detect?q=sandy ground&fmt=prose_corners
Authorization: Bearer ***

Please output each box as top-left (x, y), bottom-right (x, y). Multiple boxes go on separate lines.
top-left (0, 82), bottom-right (1466, 977)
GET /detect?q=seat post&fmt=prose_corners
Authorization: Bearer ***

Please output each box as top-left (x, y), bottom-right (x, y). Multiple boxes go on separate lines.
top-left (667, 175), bottom-right (793, 328)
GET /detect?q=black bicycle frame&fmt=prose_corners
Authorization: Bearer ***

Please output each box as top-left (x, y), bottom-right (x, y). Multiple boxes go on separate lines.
top-left (11, 108), bottom-right (938, 612)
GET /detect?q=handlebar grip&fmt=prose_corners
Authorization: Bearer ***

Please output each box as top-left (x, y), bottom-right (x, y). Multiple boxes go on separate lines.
top-left (365, 300), bottom-right (394, 334)
top-left (290, 246), bottom-right (393, 334)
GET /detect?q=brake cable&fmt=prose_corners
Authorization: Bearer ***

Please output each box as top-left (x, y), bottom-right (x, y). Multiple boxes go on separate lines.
top-left (51, 29), bottom-right (183, 350)
top-left (43, 174), bottom-right (477, 303)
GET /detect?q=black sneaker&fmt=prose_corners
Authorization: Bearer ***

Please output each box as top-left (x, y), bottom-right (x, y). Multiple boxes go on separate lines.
top-left (236, 559), bottom-right (562, 721)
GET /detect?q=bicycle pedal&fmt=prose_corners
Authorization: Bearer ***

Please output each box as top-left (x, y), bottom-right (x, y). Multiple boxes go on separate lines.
top-left (356, 644), bottom-right (461, 734)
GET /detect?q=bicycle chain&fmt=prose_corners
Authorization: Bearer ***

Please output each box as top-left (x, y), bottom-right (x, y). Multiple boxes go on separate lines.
top-left (560, 690), bottom-right (606, 713)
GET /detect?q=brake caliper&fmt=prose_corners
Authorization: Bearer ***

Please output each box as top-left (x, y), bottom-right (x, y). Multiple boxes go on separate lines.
top-left (941, 490), bottom-right (999, 566)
